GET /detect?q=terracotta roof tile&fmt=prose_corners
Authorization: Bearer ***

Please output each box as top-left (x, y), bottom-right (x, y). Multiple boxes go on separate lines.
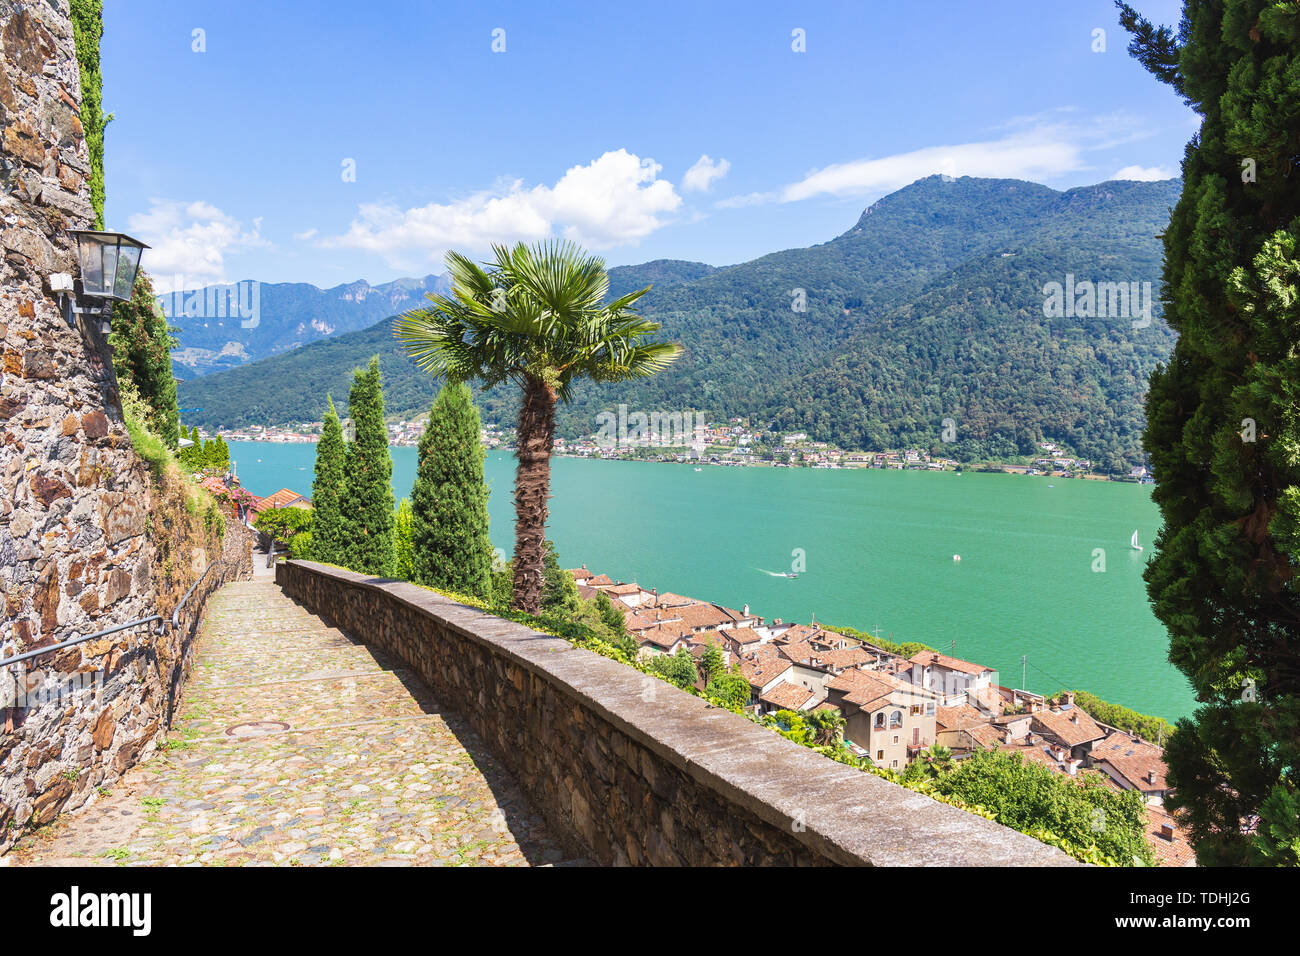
top-left (908, 650), bottom-right (994, 676)
top-left (1031, 705), bottom-right (1106, 748)
top-left (760, 683), bottom-right (816, 711)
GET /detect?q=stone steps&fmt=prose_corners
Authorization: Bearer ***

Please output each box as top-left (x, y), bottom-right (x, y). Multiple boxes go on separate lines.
top-left (8, 579), bottom-right (569, 867)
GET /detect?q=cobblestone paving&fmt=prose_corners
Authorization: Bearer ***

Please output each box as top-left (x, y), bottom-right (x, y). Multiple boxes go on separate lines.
top-left (9, 581), bottom-right (572, 867)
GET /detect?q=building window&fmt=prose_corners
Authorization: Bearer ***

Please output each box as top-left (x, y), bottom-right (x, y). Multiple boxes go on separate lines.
top-left (893, 736), bottom-right (899, 744)
top-left (876, 750), bottom-right (884, 761)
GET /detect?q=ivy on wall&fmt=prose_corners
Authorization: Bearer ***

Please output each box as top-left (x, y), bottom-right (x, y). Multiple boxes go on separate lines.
top-left (69, 0), bottom-right (106, 228)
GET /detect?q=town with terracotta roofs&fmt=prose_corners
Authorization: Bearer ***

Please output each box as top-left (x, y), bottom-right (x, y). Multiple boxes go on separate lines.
top-left (568, 564), bottom-right (1193, 868)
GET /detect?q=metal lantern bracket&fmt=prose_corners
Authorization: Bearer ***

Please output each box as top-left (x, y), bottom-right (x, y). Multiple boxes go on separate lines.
top-left (58, 287), bottom-right (114, 330)
top-left (57, 230), bottom-right (150, 331)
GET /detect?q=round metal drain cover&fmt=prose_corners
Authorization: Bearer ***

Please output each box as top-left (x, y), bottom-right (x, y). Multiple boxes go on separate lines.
top-left (224, 720), bottom-right (290, 737)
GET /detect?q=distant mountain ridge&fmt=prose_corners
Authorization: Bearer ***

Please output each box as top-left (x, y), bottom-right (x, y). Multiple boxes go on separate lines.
top-left (165, 273), bottom-right (450, 378)
top-left (177, 175), bottom-right (1182, 472)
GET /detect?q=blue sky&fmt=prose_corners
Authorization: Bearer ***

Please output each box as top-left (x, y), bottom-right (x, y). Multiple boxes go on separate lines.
top-left (101, 0), bottom-right (1195, 292)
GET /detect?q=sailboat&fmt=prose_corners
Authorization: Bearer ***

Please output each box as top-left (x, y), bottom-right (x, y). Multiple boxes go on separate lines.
top-left (1130, 529), bottom-right (1143, 552)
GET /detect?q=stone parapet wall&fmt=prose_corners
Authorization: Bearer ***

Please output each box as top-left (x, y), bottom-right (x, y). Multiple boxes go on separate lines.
top-left (277, 560), bottom-right (1077, 866)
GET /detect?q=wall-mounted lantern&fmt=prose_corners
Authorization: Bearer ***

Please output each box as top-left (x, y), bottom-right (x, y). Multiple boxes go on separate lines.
top-left (50, 230), bottom-right (149, 331)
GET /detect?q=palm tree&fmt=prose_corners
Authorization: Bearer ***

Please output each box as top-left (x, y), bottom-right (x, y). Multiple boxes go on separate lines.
top-left (806, 709), bottom-right (846, 748)
top-left (395, 240), bottom-right (681, 613)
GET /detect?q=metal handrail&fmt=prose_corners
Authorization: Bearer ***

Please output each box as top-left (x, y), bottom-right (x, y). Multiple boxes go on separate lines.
top-left (0, 615), bottom-right (163, 669)
top-left (171, 558), bottom-right (223, 630)
top-left (0, 556), bottom-right (228, 670)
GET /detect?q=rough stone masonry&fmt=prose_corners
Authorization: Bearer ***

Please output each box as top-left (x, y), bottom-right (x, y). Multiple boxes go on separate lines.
top-left (0, 0), bottom-right (249, 853)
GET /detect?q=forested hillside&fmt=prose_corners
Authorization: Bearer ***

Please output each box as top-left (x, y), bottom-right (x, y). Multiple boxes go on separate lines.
top-left (177, 176), bottom-right (1181, 471)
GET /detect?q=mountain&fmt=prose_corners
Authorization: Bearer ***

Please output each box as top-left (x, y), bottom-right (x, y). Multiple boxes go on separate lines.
top-left (164, 273), bottom-right (449, 378)
top-left (176, 176), bottom-right (1182, 472)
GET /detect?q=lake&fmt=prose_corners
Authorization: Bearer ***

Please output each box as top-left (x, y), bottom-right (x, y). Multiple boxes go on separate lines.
top-left (228, 441), bottom-right (1195, 720)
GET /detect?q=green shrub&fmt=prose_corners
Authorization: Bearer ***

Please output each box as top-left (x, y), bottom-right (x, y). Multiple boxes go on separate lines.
top-left (289, 531), bottom-right (313, 560)
top-left (253, 506), bottom-right (312, 543)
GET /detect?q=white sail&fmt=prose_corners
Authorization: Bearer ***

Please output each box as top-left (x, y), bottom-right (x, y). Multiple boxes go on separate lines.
top-left (1131, 529), bottom-right (1142, 550)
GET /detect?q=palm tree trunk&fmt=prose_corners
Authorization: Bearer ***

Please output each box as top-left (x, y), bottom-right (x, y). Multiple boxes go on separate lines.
top-left (512, 373), bottom-right (556, 613)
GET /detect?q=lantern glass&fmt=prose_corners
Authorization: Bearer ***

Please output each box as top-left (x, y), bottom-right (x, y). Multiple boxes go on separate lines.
top-left (69, 231), bottom-right (149, 302)
top-left (113, 243), bottom-right (141, 299)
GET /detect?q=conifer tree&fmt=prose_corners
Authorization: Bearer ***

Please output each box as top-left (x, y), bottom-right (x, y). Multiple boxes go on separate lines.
top-left (394, 498), bottom-right (415, 580)
top-left (212, 435), bottom-right (230, 471)
top-left (109, 272), bottom-right (180, 449)
top-left (341, 357), bottom-right (395, 575)
top-left (1118, 0), bottom-right (1300, 865)
top-left (410, 382), bottom-right (493, 597)
top-left (311, 396), bottom-right (347, 565)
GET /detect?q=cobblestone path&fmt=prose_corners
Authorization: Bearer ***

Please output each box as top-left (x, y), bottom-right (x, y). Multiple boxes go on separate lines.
top-left (9, 580), bottom-right (572, 867)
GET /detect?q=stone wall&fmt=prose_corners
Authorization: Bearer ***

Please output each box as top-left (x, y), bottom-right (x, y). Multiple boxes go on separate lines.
top-left (0, 0), bottom-right (252, 852)
top-left (278, 560), bottom-right (1077, 866)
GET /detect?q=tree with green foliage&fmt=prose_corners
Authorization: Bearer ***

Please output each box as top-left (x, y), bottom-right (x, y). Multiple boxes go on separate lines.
top-left (253, 506), bottom-right (311, 544)
top-left (311, 397), bottom-right (346, 565)
top-left (594, 590), bottom-right (627, 635)
top-left (177, 426), bottom-right (201, 470)
top-left (1118, 0), bottom-right (1300, 865)
top-left (698, 644), bottom-right (725, 688)
top-left (394, 498), bottom-right (415, 580)
top-left (540, 539), bottom-right (579, 614)
top-left (806, 708), bottom-right (846, 748)
top-left (705, 665), bottom-right (751, 710)
top-left (396, 240), bottom-right (681, 612)
top-left (902, 744), bottom-right (957, 784)
top-left (209, 434), bottom-right (230, 472)
top-left (341, 357), bottom-right (395, 575)
top-left (650, 647), bottom-right (699, 691)
top-left (409, 383), bottom-right (493, 598)
top-left (109, 272), bottom-right (179, 449)
top-left (931, 748), bottom-right (1155, 866)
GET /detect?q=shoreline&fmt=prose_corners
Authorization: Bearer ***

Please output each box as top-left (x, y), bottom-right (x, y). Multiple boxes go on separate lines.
top-left (221, 437), bottom-right (1144, 483)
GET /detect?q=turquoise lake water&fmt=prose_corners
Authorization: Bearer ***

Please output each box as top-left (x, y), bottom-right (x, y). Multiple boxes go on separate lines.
top-left (228, 441), bottom-right (1194, 720)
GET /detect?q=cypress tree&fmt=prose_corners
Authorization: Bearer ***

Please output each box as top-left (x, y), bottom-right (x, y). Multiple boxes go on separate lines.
top-left (1119, 1), bottom-right (1300, 864)
top-left (213, 435), bottom-right (230, 471)
top-left (394, 497), bottom-right (415, 580)
top-left (342, 357), bottom-right (395, 575)
top-left (311, 396), bottom-right (347, 565)
top-left (109, 272), bottom-right (180, 449)
top-left (410, 382), bottom-right (493, 598)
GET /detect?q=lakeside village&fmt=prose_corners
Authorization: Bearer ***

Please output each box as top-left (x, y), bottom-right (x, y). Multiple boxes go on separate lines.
top-left (199, 426), bottom-right (1189, 867)
top-left (560, 565), bottom-right (1192, 867)
top-left (215, 414), bottom-right (1152, 482)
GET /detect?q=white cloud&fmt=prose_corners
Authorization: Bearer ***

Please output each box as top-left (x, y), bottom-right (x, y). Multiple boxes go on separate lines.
top-left (293, 228), bottom-right (318, 241)
top-left (715, 115), bottom-right (1168, 208)
top-left (321, 149), bottom-right (683, 269)
top-left (127, 200), bottom-right (269, 293)
top-left (779, 131), bottom-right (1085, 203)
top-left (1112, 165), bottom-right (1176, 181)
top-left (681, 154), bottom-right (730, 192)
